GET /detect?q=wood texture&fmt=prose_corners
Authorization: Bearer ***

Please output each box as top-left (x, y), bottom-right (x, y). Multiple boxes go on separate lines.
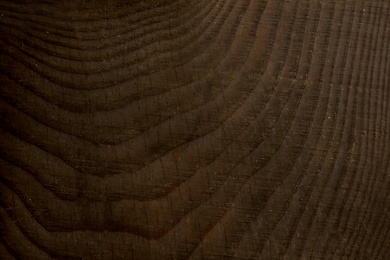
top-left (1, 0), bottom-right (390, 259)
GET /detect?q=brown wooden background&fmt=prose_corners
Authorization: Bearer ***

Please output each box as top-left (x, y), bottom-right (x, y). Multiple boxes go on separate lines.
top-left (1, 0), bottom-right (390, 259)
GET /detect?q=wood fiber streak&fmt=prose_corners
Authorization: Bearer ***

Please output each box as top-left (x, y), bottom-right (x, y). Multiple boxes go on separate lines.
top-left (0, 0), bottom-right (389, 259)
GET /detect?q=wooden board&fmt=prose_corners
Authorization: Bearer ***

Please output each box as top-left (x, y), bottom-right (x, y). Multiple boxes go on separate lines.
top-left (1, 0), bottom-right (389, 259)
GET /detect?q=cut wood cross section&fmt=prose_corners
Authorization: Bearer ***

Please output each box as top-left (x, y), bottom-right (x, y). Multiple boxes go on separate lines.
top-left (0, 0), bottom-right (389, 259)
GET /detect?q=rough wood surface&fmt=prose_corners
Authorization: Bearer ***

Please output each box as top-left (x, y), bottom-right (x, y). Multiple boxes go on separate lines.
top-left (1, 0), bottom-right (389, 259)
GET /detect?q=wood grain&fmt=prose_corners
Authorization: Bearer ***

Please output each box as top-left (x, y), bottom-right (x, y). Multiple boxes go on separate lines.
top-left (1, 0), bottom-right (389, 259)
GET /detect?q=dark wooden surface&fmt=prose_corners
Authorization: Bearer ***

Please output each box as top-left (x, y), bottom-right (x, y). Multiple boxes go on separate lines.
top-left (1, 0), bottom-right (390, 259)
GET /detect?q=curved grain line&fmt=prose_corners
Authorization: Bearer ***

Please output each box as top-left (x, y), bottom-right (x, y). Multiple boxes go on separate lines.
top-left (283, 1), bottom-right (357, 258)
top-left (0, 3), bottom-right (250, 113)
top-left (0, 210), bottom-right (52, 259)
top-left (365, 27), bottom-right (390, 259)
top-left (229, 0), bottom-right (354, 258)
top-left (0, 0), bottom-right (218, 65)
top-left (0, 0), bottom-right (182, 31)
top-left (336, 5), bottom-right (390, 256)
top-left (0, 0), bottom-right (200, 41)
top-left (305, 3), bottom-right (374, 257)
top-left (1, 1), bottom-right (389, 259)
top-left (258, 2), bottom-right (351, 258)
